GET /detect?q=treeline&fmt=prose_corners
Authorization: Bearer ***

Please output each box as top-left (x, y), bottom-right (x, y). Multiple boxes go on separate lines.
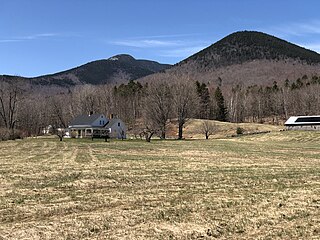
top-left (228, 75), bottom-right (320, 123)
top-left (0, 74), bottom-right (320, 140)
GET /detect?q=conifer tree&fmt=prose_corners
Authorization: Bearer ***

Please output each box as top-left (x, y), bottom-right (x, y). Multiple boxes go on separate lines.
top-left (195, 81), bottom-right (211, 119)
top-left (214, 87), bottom-right (228, 121)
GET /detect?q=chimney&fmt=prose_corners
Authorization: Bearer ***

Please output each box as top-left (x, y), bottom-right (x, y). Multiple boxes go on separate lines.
top-left (109, 113), bottom-right (114, 119)
top-left (89, 111), bottom-right (93, 116)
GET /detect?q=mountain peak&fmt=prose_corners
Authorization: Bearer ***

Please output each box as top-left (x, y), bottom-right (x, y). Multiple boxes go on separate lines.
top-left (108, 54), bottom-right (135, 62)
top-left (182, 30), bottom-right (320, 67)
top-left (23, 54), bottom-right (171, 86)
top-left (156, 30), bottom-right (320, 87)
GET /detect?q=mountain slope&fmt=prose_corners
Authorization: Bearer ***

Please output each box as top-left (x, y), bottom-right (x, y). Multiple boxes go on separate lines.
top-left (182, 31), bottom-right (320, 67)
top-left (2, 31), bottom-right (320, 88)
top-left (1, 54), bottom-right (171, 87)
top-left (149, 31), bottom-right (320, 86)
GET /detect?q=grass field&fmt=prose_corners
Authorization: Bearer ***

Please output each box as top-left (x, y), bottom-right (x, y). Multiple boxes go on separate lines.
top-left (0, 130), bottom-right (319, 239)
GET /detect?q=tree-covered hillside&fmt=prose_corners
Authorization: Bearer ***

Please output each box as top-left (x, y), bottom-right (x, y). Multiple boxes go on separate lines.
top-left (181, 31), bottom-right (320, 68)
top-left (0, 54), bottom-right (171, 87)
top-left (32, 54), bottom-right (171, 86)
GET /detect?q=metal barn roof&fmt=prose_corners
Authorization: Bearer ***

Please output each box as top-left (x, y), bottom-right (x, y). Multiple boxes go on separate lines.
top-left (285, 115), bottom-right (320, 126)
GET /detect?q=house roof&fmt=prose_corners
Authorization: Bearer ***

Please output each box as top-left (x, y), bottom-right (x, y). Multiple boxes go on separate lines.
top-left (106, 118), bottom-right (121, 128)
top-left (285, 115), bottom-right (320, 126)
top-left (69, 114), bottom-right (104, 126)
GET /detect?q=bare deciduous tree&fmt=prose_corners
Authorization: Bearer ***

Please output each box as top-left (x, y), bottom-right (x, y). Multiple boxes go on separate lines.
top-left (50, 96), bottom-right (68, 128)
top-left (70, 85), bottom-right (99, 116)
top-left (0, 82), bottom-right (21, 137)
top-left (142, 126), bottom-right (158, 142)
top-left (143, 81), bottom-right (172, 139)
top-left (201, 120), bottom-right (218, 139)
top-left (172, 77), bottom-right (198, 140)
top-left (52, 126), bottom-right (66, 141)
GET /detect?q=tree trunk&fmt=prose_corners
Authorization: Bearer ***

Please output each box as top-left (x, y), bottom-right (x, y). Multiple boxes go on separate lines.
top-left (160, 130), bottom-right (166, 139)
top-left (178, 123), bottom-right (183, 140)
top-left (146, 132), bottom-right (154, 142)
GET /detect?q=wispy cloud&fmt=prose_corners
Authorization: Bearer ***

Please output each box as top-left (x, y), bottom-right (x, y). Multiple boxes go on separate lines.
top-left (262, 20), bottom-right (320, 54)
top-left (109, 34), bottom-right (211, 60)
top-left (0, 33), bottom-right (59, 43)
top-left (130, 33), bottom-right (201, 39)
top-left (110, 32), bottom-right (209, 49)
top-left (112, 39), bottom-right (181, 48)
top-left (264, 20), bottom-right (320, 38)
top-left (160, 46), bottom-right (208, 58)
top-left (0, 39), bottom-right (22, 43)
top-left (295, 22), bottom-right (320, 35)
top-left (22, 33), bottom-right (59, 40)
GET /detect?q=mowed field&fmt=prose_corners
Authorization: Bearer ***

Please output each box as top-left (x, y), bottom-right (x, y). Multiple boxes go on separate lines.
top-left (0, 131), bottom-right (319, 239)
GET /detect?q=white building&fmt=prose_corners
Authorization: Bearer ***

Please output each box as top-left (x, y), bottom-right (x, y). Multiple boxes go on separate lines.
top-left (285, 116), bottom-right (320, 130)
top-left (106, 118), bottom-right (126, 139)
top-left (68, 113), bottom-right (126, 139)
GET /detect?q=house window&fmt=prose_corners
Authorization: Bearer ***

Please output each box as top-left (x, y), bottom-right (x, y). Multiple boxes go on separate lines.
top-left (100, 120), bottom-right (102, 125)
top-left (118, 122), bottom-right (120, 127)
top-left (102, 121), bottom-right (105, 125)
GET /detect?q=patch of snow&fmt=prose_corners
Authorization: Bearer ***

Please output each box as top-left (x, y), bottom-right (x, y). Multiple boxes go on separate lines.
top-left (108, 57), bottom-right (119, 61)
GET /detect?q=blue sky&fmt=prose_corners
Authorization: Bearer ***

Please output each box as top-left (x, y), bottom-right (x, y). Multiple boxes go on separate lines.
top-left (1, 0), bottom-right (320, 77)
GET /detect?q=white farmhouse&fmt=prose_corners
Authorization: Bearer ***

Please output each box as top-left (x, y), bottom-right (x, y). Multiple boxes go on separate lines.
top-left (68, 113), bottom-right (126, 139)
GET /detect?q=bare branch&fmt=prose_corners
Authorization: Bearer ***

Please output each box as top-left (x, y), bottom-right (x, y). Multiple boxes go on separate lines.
top-left (201, 120), bottom-right (218, 139)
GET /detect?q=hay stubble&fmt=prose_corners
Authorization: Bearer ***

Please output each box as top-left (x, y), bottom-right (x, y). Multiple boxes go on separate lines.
top-left (0, 131), bottom-right (319, 239)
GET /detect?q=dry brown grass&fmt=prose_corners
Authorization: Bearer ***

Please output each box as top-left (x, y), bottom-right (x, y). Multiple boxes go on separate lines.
top-left (0, 130), bottom-right (319, 239)
top-left (182, 119), bottom-right (282, 139)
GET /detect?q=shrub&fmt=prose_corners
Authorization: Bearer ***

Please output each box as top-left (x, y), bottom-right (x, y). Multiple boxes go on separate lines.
top-left (70, 131), bottom-right (78, 138)
top-left (0, 128), bottom-right (11, 141)
top-left (236, 127), bottom-right (244, 135)
top-left (0, 128), bottom-right (26, 141)
top-left (11, 129), bottom-right (26, 140)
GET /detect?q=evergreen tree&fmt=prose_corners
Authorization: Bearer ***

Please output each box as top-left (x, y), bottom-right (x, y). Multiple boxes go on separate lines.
top-left (214, 87), bottom-right (228, 121)
top-left (195, 81), bottom-right (211, 119)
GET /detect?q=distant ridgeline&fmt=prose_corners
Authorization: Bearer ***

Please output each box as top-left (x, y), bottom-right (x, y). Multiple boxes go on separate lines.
top-left (2, 31), bottom-right (320, 88)
top-left (0, 54), bottom-right (171, 87)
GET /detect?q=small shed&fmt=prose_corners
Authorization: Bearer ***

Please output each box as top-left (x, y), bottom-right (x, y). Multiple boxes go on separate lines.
top-left (285, 116), bottom-right (320, 130)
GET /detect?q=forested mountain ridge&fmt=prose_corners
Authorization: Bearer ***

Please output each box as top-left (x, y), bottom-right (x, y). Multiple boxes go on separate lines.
top-left (2, 31), bottom-right (320, 88)
top-left (181, 31), bottom-right (320, 67)
top-left (152, 31), bottom-right (320, 87)
top-left (0, 54), bottom-right (171, 87)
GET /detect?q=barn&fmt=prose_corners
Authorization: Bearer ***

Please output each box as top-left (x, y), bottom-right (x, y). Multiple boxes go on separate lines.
top-left (285, 116), bottom-right (320, 131)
